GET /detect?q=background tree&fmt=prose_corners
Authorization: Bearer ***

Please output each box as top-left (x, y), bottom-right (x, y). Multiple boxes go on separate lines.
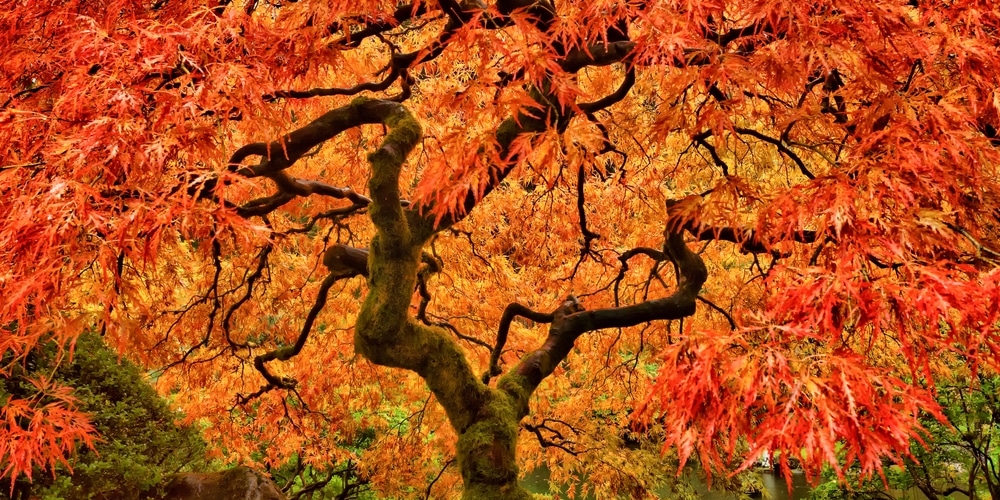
top-left (812, 370), bottom-right (1000, 500)
top-left (2, 0), bottom-right (1000, 498)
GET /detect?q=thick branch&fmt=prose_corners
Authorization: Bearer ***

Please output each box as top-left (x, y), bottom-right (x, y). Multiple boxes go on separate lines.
top-left (502, 203), bottom-right (709, 411)
top-left (229, 98), bottom-right (410, 176)
top-left (682, 220), bottom-right (819, 254)
top-left (485, 304), bottom-right (554, 382)
top-left (351, 100), bottom-right (488, 432)
top-left (323, 244), bottom-right (370, 278)
top-left (236, 191), bottom-right (296, 217)
top-left (709, 19), bottom-right (784, 47)
top-left (579, 68), bottom-right (636, 114)
top-left (559, 41), bottom-right (636, 72)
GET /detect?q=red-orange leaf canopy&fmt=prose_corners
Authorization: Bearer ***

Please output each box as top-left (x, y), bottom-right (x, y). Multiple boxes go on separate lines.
top-left (2, 0), bottom-right (999, 497)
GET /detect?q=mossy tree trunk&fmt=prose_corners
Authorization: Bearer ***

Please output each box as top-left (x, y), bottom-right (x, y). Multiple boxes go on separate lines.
top-left (349, 99), bottom-right (534, 499)
top-left (234, 26), bottom-right (704, 495)
top-left (342, 95), bottom-right (707, 499)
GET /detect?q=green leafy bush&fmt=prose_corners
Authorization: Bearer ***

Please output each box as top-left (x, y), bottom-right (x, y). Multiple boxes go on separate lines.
top-left (2, 333), bottom-right (207, 500)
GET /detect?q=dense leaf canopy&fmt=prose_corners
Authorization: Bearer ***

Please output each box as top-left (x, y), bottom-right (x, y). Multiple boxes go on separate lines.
top-left (2, 0), bottom-right (1000, 497)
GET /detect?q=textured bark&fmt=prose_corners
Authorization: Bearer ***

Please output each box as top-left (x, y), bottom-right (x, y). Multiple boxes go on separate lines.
top-left (348, 98), bottom-right (534, 499)
top-left (350, 97), bottom-right (708, 498)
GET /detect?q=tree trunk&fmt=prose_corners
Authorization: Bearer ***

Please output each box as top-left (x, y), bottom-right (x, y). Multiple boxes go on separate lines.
top-left (350, 96), bottom-right (704, 499)
top-left (455, 390), bottom-right (532, 500)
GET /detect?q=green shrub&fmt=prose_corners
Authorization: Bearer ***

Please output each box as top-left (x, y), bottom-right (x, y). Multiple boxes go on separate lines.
top-left (2, 332), bottom-right (207, 500)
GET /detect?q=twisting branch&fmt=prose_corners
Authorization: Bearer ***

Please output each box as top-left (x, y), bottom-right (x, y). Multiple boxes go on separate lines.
top-left (579, 68), bottom-right (636, 114)
top-left (252, 273), bottom-right (340, 389)
top-left (503, 200), bottom-right (708, 409)
top-left (265, 68), bottom-right (401, 101)
top-left (566, 163), bottom-right (601, 279)
top-left (228, 99), bottom-right (415, 176)
top-left (346, 97), bottom-right (493, 434)
top-left (279, 203), bottom-right (372, 236)
top-left (522, 418), bottom-right (584, 456)
top-left (484, 303), bottom-right (554, 383)
top-left (236, 191), bottom-right (296, 218)
top-left (611, 247), bottom-right (668, 307)
top-left (222, 99), bottom-right (416, 224)
top-left (414, 252), bottom-right (492, 352)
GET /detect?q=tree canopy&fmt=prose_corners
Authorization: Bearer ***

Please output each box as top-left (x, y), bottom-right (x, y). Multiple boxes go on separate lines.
top-left (2, 0), bottom-right (1000, 498)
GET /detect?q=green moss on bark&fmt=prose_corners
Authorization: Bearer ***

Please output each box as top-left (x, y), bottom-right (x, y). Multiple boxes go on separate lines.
top-left (455, 391), bottom-right (532, 499)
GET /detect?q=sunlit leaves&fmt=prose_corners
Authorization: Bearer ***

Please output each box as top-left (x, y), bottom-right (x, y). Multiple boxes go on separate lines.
top-left (0, 378), bottom-right (97, 486)
top-left (3, 0), bottom-right (1000, 497)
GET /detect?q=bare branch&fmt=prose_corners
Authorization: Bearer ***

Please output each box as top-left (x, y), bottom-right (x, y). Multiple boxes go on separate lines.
top-left (253, 273), bottom-right (339, 389)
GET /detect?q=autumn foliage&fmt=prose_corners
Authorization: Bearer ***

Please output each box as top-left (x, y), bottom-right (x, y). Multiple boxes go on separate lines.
top-left (2, 0), bottom-right (1000, 497)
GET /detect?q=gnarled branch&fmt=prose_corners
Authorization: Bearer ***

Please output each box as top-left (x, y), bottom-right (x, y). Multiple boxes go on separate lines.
top-left (502, 201), bottom-right (709, 413)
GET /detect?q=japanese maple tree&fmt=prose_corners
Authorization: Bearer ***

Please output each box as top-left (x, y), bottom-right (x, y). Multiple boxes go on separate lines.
top-left (3, 0), bottom-right (1000, 498)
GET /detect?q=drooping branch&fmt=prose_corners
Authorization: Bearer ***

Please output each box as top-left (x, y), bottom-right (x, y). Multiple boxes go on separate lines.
top-left (495, 0), bottom-right (556, 30)
top-left (252, 272), bottom-right (339, 389)
top-left (693, 133), bottom-right (731, 176)
top-left (222, 244), bottom-right (273, 348)
top-left (693, 127), bottom-right (813, 179)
